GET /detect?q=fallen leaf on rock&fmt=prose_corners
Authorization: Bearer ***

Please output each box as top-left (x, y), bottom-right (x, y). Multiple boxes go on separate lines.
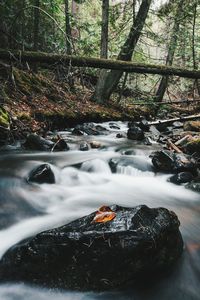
top-left (92, 206), bottom-right (116, 223)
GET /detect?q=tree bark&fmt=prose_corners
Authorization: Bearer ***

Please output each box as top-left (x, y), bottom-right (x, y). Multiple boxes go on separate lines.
top-left (148, 113), bottom-right (200, 126)
top-left (92, 0), bottom-right (152, 104)
top-left (192, 2), bottom-right (200, 96)
top-left (65, 0), bottom-right (72, 55)
top-left (100, 0), bottom-right (109, 59)
top-left (155, 0), bottom-right (183, 102)
top-left (1, 49), bottom-right (200, 79)
top-left (33, 0), bottom-right (40, 52)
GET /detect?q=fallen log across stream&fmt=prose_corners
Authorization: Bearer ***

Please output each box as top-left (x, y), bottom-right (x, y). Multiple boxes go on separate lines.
top-left (1, 49), bottom-right (200, 79)
top-left (149, 114), bottom-right (200, 126)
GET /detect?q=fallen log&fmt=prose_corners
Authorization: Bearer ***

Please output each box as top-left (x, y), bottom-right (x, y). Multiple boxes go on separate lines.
top-left (1, 49), bottom-right (200, 79)
top-left (149, 114), bottom-right (200, 126)
top-left (128, 99), bottom-right (200, 106)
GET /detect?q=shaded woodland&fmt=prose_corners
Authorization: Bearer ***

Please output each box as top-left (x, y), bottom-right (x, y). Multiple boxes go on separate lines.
top-left (1, 0), bottom-right (200, 134)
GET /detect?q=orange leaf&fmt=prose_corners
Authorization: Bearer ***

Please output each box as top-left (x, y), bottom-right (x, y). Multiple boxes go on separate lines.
top-left (92, 206), bottom-right (116, 224)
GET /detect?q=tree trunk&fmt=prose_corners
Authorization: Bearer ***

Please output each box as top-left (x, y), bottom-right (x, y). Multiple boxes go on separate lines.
top-left (2, 49), bottom-right (200, 79)
top-left (100, 0), bottom-right (109, 59)
top-left (33, 0), bottom-right (40, 52)
top-left (65, 0), bottom-right (72, 55)
top-left (192, 2), bottom-right (200, 96)
top-left (93, 0), bottom-right (152, 104)
top-left (155, 0), bottom-right (183, 102)
top-left (71, 0), bottom-right (80, 41)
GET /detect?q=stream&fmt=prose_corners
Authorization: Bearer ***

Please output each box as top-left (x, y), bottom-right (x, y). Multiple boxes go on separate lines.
top-left (0, 121), bottom-right (200, 300)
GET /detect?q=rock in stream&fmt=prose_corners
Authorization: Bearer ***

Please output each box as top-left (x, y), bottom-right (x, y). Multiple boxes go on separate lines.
top-left (0, 205), bottom-right (183, 290)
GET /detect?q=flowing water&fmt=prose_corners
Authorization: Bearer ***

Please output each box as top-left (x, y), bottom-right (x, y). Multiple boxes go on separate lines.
top-left (0, 121), bottom-right (200, 300)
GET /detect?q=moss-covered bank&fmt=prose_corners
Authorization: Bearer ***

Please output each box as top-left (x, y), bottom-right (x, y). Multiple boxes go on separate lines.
top-left (0, 66), bottom-right (151, 139)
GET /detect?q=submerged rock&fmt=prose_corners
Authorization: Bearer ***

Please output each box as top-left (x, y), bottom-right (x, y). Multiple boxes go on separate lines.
top-left (109, 122), bottom-right (120, 130)
top-left (0, 205), bottom-right (183, 290)
top-left (27, 164), bottom-right (55, 184)
top-left (95, 125), bottom-right (108, 132)
top-left (79, 141), bottom-right (89, 151)
top-left (116, 133), bottom-right (124, 138)
top-left (109, 157), bottom-right (153, 173)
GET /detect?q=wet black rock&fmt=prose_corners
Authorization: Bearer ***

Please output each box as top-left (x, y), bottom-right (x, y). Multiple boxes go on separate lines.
top-left (53, 139), bottom-right (70, 151)
top-left (72, 124), bottom-right (100, 136)
top-left (116, 133), bottom-right (124, 138)
top-left (138, 119), bottom-right (150, 131)
top-left (127, 124), bottom-right (144, 141)
top-left (71, 128), bottom-right (84, 136)
top-left (152, 150), bottom-right (196, 174)
top-left (79, 142), bottom-right (89, 151)
top-left (95, 125), bottom-right (108, 132)
top-left (27, 164), bottom-right (55, 184)
top-left (0, 205), bottom-right (183, 290)
top-left (169, 172), bottom-right (194, 185)
top-left (155, 122), bottom-right (169, 132)
top-left (109, 122), bottom-right (120, 130)
top-left (185, 180), bottom-right (200, 193)
top-left (23, 134), bottom-right (54, 151)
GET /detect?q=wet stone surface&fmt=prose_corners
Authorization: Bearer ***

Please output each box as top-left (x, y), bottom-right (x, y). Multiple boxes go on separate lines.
top-left (0, 205), bottom-right (183, 291)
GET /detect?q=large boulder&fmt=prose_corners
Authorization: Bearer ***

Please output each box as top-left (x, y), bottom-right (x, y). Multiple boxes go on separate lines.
top-left (0, 205), bottom-right (183, 290)
top-left (151, 150), bottom-right (196, 174)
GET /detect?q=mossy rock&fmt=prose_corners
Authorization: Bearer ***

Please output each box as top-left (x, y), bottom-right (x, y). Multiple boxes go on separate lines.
top-left (186, 138), bottom-right (200, 154)
top-left (0, 106), bottom-right (10, 129)
top-left (184, 121), bottom-right (200, 132)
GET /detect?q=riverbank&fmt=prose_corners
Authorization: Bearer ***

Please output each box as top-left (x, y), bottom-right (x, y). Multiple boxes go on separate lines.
top-left (0, 66), bottom-right (152, 141)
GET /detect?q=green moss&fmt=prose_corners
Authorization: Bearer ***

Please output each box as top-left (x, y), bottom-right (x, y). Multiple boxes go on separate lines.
top-left (0, 106), bottom-right (10, 129)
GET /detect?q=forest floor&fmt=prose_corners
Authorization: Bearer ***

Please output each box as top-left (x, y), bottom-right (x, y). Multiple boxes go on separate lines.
top-left (0, 66), bottom-right (200, 141)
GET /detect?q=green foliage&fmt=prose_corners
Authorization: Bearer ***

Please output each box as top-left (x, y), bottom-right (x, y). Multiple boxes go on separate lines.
top-left (1, 0), bottom-right (200, 104)
top-left (0, 107), bottom-right (10, 129)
